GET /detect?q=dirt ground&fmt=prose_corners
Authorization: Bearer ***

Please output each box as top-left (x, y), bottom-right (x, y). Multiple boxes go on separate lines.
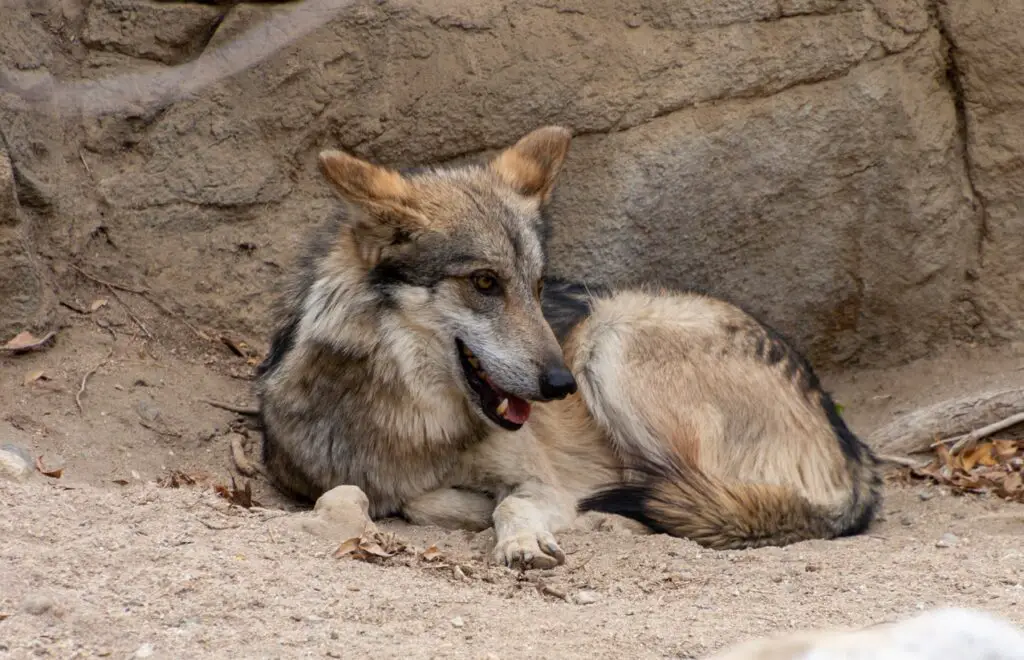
top-left (2, 307), bottom-right (1024, 659)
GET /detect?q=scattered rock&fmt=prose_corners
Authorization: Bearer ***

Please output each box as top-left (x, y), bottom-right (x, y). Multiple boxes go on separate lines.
top-left (290, 485), bottom-right (376, 541)
top-left (135, 399), bottom-right (161, 423)
top-left (918, 490), bottom-right (934, 501)
top-left (574, 590), bottom-right (599, 605)
top-left (133, 642), bottom-right (154, 659)
top-left (450, 616), bottom-right (465, 628)
top-left (0, 445), bottom-right (33, 482)
top-left (935, 533), bottom-right (959, 549)
top-left (21, 593), bottom-right (55, 616)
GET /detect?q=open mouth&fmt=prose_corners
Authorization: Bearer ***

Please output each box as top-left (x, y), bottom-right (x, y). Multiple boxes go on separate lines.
top-left (455, 338), bottom-right (532, 431)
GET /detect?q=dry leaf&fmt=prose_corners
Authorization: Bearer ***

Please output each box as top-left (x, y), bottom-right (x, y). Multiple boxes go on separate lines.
top-left (906, 436), bottom-right (1023, 503)
top-left (111, 479), bottom-right (130, 486)
top-left (359, 542), bottom-right (393, 558)
top-left (333, 537), bottom-right (361, 558)
top-left (213, 477), bottom-right (256, 508)
top-left (936, 444), bottom-right (953, 469)
top-left (0, 613), bottom-right (10, 621)
top-left (994, 440), bottom-right (1018, 460)
top-left (960, 447), bottom-right (980, 471)
top-left (2, 330), bottom-right (55, 353)
top-left (974, 443), bottom-right (999, 467)
top-left (89, 298), bottom-right (108, 312)
top-left (23, 370), bottom-right (46, 386)
top-left (34, 456), bottom-right (63, 479)
top-left (334, 531), bottom-right (408, 563)
top-left (421, 545), bottom-right (444, 562)
top-left (158, 470), bottom-right (198, 488)
top-left (5, 331), bottom-right (40, 349)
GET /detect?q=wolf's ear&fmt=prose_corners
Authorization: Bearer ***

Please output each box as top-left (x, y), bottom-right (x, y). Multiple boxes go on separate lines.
top-left (318, 150), bottom-right (426, 264)
top-left (489, 126), bottom-right (572, 205)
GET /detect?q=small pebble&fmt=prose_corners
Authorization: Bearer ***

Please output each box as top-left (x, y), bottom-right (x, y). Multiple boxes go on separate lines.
top-left (935, 532), bottom-right (959, 548)
top-left (450, 616), bottom-right (465, 628)
top-left (21, 594), bottom-right (55, 616)
top-left (133, 643), bottom-right (154, 658)
top-left (919, 490), bottom-right (934, 501)
top-left (0, 447), bottom-right (33, 482)
top-left (574, 590), bottom-right (599, 605)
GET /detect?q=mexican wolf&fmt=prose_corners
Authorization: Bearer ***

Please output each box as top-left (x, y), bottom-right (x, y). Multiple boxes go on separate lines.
top-left (256, 126), bottom-right (881, 569)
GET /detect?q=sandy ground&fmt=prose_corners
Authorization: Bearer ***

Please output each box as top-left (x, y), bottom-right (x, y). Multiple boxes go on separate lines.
top-left (2, 315), bottom-right (1024, 659)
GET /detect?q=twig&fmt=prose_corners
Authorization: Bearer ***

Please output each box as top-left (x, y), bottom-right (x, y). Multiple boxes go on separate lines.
top-left (70, 264), bottom-right (146, 294)
top-left (0, 330), bottom-right (56, 353)
top-left (94, 319), bottom-right (118, 341)
top-left (72, 264), bottom-right (212, 341)
top-left (537, 583), bottom-right (568, 601)
top-left (203, 399), bottom-right (260, 416)
top-left (230, 434), bottom-right (259, 477)
top-left (139, 419), bottom-right (182, 438)
top-left (59, 300), bottom-right (89, 314)
top-left (195, 517), bottom-right (239, 531)
top-left (935, 412), bottom-right (1024, 455)
top-left (875, 453), bottom-right (926, 469)
top-left (149, 297), bottom-right (210, 340)
top-left (79, 150), bottom-right (92, 176)
top-left (105, 285), bottom-right (153, 339)
top-left (76, 347), bottom-right (114, 414)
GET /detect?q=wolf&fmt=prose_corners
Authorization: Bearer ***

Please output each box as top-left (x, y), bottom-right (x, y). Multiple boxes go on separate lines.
top-left (256, 125), bottom-right (882, 569)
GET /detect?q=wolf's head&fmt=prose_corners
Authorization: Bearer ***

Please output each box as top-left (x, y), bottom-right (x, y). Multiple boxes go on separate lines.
top-left (315, 126), bottom-right (577, 431)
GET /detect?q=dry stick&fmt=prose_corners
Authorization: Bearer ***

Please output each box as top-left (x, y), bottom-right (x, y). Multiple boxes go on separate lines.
top-left (935, 411), bottom-right (1024, 455)
top-left (71, 264), bottom-right (208, 341)
top-left (139, 419), bottom-right (183, 438)
top-left (203, 399), bottom-right (261, 416)
top-left (875, 453), bottom-right (926, 469)
top-left (76, 347), bottom-right (114, 414)
top-left (0, 330), bottom-right (56, 353)
top-left (105, 285), bottom-right (153, 339)
top-left (59, 300), bottom-right (89, 314)
top-left (537, 583), bottom-right (569, 601)
top-left (146, 296), bottom-right (210, 341)
top-left (869, 388), bottom-right (1024, 455)
top-left (70, 264), bottom-right (147, 294)
top-left (230, 435), bottom-right (259, 477)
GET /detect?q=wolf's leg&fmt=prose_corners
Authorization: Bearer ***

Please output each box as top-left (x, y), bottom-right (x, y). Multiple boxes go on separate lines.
top-left (491, 481), bottom-right (577, 569)
top-left (402, 488), bottom-right (494, 532)
top-left (453, 427), bottom-right (579, 570)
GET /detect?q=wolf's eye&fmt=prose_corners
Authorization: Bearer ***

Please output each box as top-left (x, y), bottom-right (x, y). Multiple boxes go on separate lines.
top-left (470, 272), bottom-right (501, 295)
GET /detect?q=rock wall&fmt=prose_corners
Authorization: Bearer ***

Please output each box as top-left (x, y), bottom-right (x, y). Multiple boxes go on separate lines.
top-left (0, 0), bottom-right (1018, 367)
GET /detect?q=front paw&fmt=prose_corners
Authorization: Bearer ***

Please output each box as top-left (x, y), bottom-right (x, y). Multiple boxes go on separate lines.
top-left (493, 530), bottom-right (566, 570)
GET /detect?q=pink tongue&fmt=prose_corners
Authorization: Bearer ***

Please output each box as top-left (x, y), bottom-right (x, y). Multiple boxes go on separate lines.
top-left (504, 396), bottom-right (531, 425)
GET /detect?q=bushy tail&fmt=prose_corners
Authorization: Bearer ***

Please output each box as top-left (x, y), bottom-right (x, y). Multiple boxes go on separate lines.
top-left (580, 446), bottom-right (873, 550)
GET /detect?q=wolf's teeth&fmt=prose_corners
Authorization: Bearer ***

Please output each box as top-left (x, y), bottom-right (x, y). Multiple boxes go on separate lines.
top-left (496, 398), bottom-right (509, 416)
top-left (468, 356), bottom-right (480, 369)
top-left (462, 345), bottom-right (474, 357)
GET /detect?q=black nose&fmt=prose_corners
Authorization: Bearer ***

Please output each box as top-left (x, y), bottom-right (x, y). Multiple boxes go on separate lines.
top-left (538, 365), bottom-right (577, 401)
